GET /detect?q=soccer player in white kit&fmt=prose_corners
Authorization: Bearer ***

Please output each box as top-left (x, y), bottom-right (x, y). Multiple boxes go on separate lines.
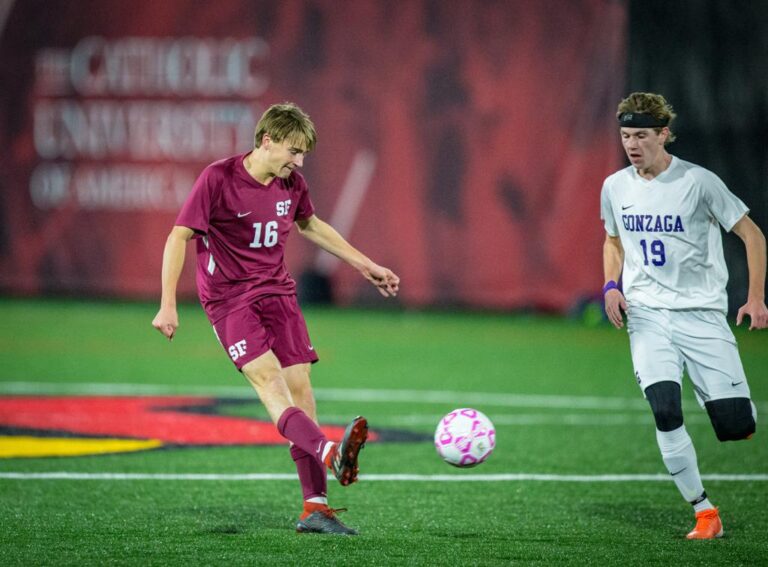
top-left (600, 92), bottom-right (768, 539)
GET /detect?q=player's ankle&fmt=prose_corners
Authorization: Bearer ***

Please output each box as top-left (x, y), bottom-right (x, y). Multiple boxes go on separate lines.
top-left (322, 442), bottom-right (336, 468)
top-left (301, 500), bottom-right (329, 519)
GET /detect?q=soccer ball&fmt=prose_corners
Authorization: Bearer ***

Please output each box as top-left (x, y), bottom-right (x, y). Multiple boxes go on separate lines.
top-left (434, 408), bottom-right (496, 467)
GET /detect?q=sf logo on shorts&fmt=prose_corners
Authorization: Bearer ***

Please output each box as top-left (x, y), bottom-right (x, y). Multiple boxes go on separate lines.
top-left (228, 339), bottom-right (247, 361)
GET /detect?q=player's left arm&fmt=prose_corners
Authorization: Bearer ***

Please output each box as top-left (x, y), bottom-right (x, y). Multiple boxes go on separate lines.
top-left (295, 214), bottom-right (399, 297)
top-left (731, 214), bottom-right (768, 330)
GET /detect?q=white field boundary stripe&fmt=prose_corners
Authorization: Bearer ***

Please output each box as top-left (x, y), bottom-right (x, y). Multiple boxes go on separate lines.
top-left (322, 413), bottom-right (714, 426)
top-left (1, 472), bottom-right (767, 482)
top-left (2, 382), bottom-right (765, 413)
top-left (0, 382), bottom-right (651, 411)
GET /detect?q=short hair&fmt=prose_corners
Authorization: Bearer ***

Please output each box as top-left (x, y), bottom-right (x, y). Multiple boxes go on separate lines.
top-left (616, 92), bottom-right (677, 144)
top-left (254, 102), bottom-right (317, 151)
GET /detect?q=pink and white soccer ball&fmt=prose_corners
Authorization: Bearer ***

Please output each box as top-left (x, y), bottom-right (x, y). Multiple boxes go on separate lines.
top-left (434, 408), bottom-right (496, 467)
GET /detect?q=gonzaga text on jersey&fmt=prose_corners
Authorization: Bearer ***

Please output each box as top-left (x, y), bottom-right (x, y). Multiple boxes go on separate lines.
top-left (622, 214), bottom-right (684, 233)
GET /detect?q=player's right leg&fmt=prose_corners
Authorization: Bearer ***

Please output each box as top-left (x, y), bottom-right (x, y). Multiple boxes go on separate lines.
top-left (241, 350), bottom-right (296, 422)
top-left (645, 382), bottom-right (707, 504)
top-left (645, 381), bottom-right (721, 538)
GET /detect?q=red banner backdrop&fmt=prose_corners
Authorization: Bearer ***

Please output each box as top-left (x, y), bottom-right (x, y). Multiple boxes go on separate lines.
top-left (0, 0), bottom-right (626, 311)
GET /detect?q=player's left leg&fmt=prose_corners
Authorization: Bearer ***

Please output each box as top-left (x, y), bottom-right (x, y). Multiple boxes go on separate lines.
top-left (704, 397), bottom-right (756, 441)
top-left (676, 309), bottom-right (756, 442)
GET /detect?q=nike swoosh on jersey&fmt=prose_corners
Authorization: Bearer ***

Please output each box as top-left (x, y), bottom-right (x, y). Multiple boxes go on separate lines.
top-left (237, 211), bottom-right (252, 218)
top-left (621, 205), bottom-right (634, 210)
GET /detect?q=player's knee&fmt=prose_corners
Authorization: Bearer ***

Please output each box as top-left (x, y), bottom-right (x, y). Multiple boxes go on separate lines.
top-left (705, 397), bottom-right (756, 441)
top-left (645, 381), bottom-right (684, 432)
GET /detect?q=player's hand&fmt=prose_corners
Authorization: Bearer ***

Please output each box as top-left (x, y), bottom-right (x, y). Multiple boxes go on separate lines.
top-left (362, 263), bottom-right (400, 297)
top-left (736, 299), bottom-right (768, 330)
top-left (604, 289), bottom-right (628, 329)
top-left (152, 307), bottom-right (179, 340)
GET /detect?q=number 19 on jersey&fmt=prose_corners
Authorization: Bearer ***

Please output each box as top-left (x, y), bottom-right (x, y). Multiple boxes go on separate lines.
top-left (640, 239), bottom-right (666, 266)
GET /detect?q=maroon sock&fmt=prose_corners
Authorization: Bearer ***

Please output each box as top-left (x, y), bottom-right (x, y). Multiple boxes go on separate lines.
top-left (290, 444), bottom-right (328, 501)
top-left (277, 407), bottom-right (328, 463)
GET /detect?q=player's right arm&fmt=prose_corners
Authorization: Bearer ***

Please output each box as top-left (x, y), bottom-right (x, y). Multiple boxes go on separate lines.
top-left (603, 234), bottom-right (628, 329)
top-left (152, 226), bottom-right (195, 340)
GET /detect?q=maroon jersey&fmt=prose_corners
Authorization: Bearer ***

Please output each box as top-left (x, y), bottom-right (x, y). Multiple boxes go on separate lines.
top-left (176, 153), bottom-right (315, 323)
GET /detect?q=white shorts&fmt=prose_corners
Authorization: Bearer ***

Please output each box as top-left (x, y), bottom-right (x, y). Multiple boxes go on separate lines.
top-left (626, 305), bottom-right (751, 405)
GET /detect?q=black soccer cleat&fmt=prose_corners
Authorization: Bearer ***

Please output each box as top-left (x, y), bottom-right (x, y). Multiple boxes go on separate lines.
top-left (296, 508), bottom-right (359, 535)
top-left (330, 416), bottom-right (368, 486)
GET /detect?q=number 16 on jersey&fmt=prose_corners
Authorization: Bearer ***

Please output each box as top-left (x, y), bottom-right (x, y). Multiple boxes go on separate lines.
top-left (250, 221), bottom-right (278, 248)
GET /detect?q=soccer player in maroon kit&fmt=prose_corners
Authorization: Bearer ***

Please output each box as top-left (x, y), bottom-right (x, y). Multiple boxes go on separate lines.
top-left (152, 102), bottom-right (400, 535)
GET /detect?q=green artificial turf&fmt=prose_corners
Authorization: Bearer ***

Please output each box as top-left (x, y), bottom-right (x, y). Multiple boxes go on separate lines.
top-left (1, 298), bottom-right (766, 565)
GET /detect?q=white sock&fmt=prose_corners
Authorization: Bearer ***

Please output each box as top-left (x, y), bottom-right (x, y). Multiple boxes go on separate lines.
top-left (306, 496), bottom-right (328, 505)
top-left (321, 441), bottom-right (335, 463)
top-left (693, 497), bottom-right (715, 513)
top-left (655, 425), bottom-right (706, 503)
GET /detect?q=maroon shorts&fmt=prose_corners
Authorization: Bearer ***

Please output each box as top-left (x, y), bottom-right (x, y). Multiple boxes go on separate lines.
top-left (212, 295), bottom-right (319, 370)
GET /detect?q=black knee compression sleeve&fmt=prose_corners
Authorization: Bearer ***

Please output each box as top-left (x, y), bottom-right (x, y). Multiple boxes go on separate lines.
top-left (645, 381), bottom-right (684, 432)
top-left (705, 397), bottom-right (756, 441)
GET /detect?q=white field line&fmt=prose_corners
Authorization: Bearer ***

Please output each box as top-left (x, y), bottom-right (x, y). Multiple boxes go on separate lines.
top-left (3, 381), bottom-right (766, 413)
top-left (0, 381), bottom-right (257, 397)
top-left (1, 472), bottom-right (767, 482)
top-left (321, 413), bottom-right (716, 426)
top-left (0, 381), bottom-right (651, 411)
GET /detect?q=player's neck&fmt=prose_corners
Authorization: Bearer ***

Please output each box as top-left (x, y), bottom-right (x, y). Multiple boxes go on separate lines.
top-left (243, 151), bottom-right (275, 185)
top-left (636, 152), bottom-right (672, 181)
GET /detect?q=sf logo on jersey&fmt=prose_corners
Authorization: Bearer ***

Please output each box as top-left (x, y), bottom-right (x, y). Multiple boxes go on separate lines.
top-left (276, 199), bottom-right (291, 216)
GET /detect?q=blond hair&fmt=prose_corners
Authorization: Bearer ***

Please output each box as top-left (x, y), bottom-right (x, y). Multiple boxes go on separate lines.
top-left (617, 92), bottom-right (677, 144)
top-left (254, 102), bottom-right (317, 151)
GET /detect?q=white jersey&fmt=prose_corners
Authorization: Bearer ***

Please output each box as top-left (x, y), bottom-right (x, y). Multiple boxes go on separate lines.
top-left (600, 156), bottom-right (748, 313)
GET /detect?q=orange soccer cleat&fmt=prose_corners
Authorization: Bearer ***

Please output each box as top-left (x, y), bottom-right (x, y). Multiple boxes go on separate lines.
top-left (686, 508), bottom-right (723, 540)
